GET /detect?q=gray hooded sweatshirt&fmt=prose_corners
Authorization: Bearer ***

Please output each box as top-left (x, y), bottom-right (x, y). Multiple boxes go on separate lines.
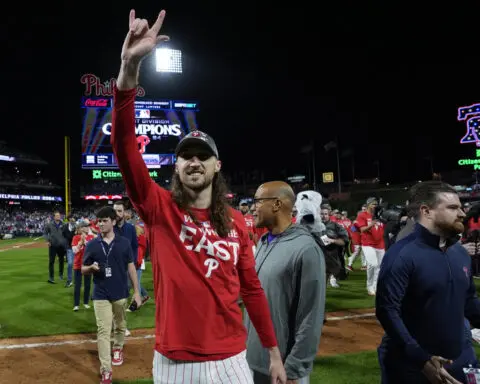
top-left (244, 224), bottom-right (326, 380)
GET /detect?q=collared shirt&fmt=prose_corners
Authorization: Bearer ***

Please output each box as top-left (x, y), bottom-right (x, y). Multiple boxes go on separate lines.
top-left (83, 235), bottom-right (133, 301)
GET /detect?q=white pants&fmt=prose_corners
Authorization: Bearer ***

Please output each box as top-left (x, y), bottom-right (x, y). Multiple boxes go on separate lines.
top-left (153, 350), bottom-right (254, 384)
top-left (362, 246), bottom-right (385, 293)
top-left (347, 244), bottom-right (365, 267)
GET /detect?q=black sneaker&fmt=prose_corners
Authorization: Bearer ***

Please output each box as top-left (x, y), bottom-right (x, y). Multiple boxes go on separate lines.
top-left (47, 279), bottom-right (55, 284)
top-left (64, 281), bottom-right (72, 288)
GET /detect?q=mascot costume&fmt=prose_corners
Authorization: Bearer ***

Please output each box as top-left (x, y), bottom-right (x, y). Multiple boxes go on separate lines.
top-left (294, 191), bottom-right (342, 281)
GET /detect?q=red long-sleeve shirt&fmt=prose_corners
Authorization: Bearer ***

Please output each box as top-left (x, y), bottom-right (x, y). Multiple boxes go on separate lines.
top-left (111, 87), bottom-right (277, 361)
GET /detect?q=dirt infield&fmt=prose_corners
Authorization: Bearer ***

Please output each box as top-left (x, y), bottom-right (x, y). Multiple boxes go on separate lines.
top-left (0, 308), bottom-right (382, 384)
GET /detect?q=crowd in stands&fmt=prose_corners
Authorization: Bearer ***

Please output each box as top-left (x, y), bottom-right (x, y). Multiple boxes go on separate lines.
top-left (0, 209), bottom-right (50, 236)
top-left (0, 208), bottom-right (98, 238)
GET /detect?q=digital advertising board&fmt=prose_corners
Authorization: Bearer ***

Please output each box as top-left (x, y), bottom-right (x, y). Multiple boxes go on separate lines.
top-left (80, 73), bottom-right (199, 170)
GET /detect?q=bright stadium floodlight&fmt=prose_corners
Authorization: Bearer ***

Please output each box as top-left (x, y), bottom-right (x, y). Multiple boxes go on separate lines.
top-left (155, 48), bottom-right (183, 73)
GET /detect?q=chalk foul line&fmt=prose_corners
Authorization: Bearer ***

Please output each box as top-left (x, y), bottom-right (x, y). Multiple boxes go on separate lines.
top-left (0, 240), bottom-right (39, 252)
top-left (327, 313), bottom-right (376, 321)
top-left (0, 334), bottom-right (155, 350)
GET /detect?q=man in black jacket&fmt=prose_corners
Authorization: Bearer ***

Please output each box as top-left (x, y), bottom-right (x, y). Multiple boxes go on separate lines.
top-left (44, 211), bottom-right (67, 284)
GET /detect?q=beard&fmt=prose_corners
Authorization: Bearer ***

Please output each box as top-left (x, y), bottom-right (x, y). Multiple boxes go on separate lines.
top-left (436, 219), bottom-right (464, 236)
top-left (181, 169), bottom-right (214, 192)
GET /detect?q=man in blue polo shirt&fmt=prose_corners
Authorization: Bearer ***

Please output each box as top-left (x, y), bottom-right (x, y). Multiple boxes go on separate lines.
top-left (82, 206), bottom-right (142, 384)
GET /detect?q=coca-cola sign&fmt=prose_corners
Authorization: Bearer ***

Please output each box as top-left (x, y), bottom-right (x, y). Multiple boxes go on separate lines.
top-left (80, 73), bottom-right (146, 97)
top-left (83, 98), bottom-right (110, 108)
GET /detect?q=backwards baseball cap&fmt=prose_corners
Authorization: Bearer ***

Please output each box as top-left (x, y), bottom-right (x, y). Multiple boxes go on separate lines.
top-left (175, 130), bottom-right (219, 159)
top-left (76, 219), bottom-right (90, 228)
top-left (366, 197), bottom-right (378, 205)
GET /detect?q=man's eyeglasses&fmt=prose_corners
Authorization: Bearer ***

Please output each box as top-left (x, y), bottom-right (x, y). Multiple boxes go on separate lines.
top-left (253, 197), bottom-right (278, 205)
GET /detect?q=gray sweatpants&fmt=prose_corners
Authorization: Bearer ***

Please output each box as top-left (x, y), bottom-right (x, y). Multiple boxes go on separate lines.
top-left (251, 370), bottom-right (309, 384)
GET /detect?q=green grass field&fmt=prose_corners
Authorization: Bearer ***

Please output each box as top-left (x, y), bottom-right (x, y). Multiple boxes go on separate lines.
top-left (1, 239), bottom-right (478, 383)
top-left (0, 242), bottom-right (156, 338)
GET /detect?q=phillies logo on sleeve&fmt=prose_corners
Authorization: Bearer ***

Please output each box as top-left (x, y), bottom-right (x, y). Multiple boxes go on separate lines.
top-left (136, 135), bottom-right (151, 154)
top-left (178, 216), bottom-right (240, 278)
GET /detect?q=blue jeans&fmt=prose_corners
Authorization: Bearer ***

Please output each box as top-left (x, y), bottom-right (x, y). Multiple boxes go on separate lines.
top-left (131, 269), bottom-right (148, 297)
top-left (66, 249), bottom-right (74, 282)
top-left (74, 269), bottom-right (92, 307)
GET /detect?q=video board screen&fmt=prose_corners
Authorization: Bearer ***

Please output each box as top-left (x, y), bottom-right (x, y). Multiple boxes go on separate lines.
top-left (81, 97), bottom-right (199, 169)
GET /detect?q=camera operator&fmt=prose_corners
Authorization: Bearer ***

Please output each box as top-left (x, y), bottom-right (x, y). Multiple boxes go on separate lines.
top-left (462, 203), bottom-right (480, 278)
top-left (320, 207), bottom-right (349, 288)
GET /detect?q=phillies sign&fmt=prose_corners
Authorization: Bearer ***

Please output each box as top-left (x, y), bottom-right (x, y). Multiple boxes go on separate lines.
top-left (80, 73), bottom-right (146, 97)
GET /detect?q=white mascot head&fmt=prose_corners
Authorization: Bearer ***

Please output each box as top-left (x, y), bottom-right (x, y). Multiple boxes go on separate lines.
top-left (294, 190), bottom-right (326, 234)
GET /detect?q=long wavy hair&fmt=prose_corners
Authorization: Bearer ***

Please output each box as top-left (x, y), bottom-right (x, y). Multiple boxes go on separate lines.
top-left (171, 171), bottom-right (232, 238)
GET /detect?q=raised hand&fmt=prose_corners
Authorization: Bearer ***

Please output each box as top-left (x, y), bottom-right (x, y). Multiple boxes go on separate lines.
top-left (121, 9), bottom-right (170, 63)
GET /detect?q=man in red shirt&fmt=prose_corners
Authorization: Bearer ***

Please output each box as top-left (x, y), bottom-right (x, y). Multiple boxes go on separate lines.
top-left (355, 197), bottom-right (385, 295)
top-left (339, 211), bottom-right (352, 230)
top-left (346, 213), bottom-right (366, 271)
top-left (239, 199), bottom-right (258, 244)
top-left (111, 9), bottom-right (286, 384)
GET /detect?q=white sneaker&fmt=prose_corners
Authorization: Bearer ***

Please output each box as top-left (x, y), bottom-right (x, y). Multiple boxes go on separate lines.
top-left (471, 329), bottom-right (480, 344)
top-left (125, 329), bottom-right (131, 337)
top-left (329, 276), bottom-right (340, 288)
top-left (84, 304), bottom-right (90, 309)
top-left (73, 306), bottom-right (79, 311)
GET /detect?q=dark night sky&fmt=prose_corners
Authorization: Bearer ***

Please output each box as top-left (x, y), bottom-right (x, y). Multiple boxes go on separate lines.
top-left (2, 2), bottom-right (480, 185)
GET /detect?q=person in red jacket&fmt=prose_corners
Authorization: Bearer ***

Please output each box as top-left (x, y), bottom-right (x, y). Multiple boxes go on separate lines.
top-left (110, 9), bottom-right (286, 384)
top-left (346, 214), bottom-right (367, 271)
top-left (355, 197), bottom-right (385, 296)
top-left (239, 199), bottom-right (258, 244)
top-left (71, 222), bottom-right (95, 311)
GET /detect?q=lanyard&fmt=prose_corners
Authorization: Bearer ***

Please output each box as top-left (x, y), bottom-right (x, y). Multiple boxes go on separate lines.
top-left (101, 241), bottom-right (114, 266)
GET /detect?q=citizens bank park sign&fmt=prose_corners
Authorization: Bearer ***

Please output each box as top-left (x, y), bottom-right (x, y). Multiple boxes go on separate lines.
top-left (80, 73), bottom-right (146, 97)
top-left (457, 103), bottom-right (480, 170)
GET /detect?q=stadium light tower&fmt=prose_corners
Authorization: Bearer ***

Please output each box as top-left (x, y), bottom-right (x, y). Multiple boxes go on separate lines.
top-left (155, 46), bottom-right (183, 74)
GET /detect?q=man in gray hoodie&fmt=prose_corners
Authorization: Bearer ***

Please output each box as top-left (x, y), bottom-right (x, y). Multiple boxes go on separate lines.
top-left (245, 181), bottom-right (326, 384)
top-left (43, 211), bottom-right (67, 284)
